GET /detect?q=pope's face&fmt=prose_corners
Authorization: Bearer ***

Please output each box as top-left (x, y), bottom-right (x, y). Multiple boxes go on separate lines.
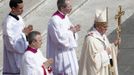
top-left (95, 22), bottom-right (108, 35)
top-left (12, 3), bottom-right (24, 15)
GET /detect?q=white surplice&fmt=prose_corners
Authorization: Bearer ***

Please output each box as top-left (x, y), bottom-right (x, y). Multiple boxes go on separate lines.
top-left (2, 14), bottom-right (28, 75)
top-left (46, 11), bottom-right (79, 75)
top-left (79, 28), bottom-right (118, 75)
top-left (20, 49), bottom-right (52, 75)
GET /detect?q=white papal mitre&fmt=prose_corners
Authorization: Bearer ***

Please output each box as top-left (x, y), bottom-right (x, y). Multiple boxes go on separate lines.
top-left (95, 8), bottom-right (107, 22)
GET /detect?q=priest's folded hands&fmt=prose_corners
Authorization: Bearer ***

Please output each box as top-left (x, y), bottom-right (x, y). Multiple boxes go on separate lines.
top-left (69, 24), bottom-right (81, 33)
top-left (22, 24), bottom-right (33, 36)
top-left (43, 58), bottom-right (54, 69)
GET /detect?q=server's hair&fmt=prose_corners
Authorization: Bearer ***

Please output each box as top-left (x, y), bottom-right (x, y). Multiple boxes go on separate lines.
top-left (9, 0), bottom-right (23, 8)
top-left (57, 0), bottom-right (67, 10)
top-left (27, 31), bottom-right (41, 44)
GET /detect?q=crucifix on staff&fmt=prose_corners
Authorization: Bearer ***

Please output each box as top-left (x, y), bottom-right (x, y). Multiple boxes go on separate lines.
top-left (115, 5), bottom-right (125, 48)
top-left (108, 5), bottom-right (125, 75)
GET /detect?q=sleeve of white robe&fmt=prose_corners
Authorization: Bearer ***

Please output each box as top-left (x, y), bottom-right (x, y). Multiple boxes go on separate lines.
top-left (38, 50), bottom-right (52, 75)
top-left (48, 16), bottom-right (71, 48)
top-left (5, 18), bottom-right (28, 54)
top-left (22, 53), bottom-right (43, 75)
top-left (87, 36), bottom-right (109, 71)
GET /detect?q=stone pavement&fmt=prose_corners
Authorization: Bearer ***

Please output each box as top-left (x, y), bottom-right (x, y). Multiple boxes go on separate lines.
top-left (0, 0), bottom-right (134, 75)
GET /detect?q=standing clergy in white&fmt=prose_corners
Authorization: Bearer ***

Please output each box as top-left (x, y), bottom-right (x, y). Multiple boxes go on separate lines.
top-left (78, 8), bottom-right (120, 75)
top-left (2, 0), bottom-right (32, 75)
top-left (20, 31), bottom-right (53, 75)
top-left (46, 0), bottom-right (80, 75)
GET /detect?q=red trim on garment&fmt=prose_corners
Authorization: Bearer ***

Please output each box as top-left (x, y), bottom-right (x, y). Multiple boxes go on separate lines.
top-left (26, 46), bottom-right (37, 53)
top-left (42, 65), bottom-right (47, 75)
top-left (53, 11), bottom-right (65, 19)
top-left (47, 66), bottom-right (52, 73)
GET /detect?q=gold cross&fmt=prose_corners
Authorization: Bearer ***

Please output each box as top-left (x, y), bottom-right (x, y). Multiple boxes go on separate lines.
top-left (115, 5), bottom-right (125, 49)
top-left (115, 5), bottom-right (125, 33)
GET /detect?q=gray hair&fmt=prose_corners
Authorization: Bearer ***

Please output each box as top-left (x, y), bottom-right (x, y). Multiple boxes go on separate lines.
top-left (27, 31), bottom-right (41, 44)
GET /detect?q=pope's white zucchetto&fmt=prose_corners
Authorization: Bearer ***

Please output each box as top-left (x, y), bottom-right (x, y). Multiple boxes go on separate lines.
top-left (95, 8), bottom-right (107, 22)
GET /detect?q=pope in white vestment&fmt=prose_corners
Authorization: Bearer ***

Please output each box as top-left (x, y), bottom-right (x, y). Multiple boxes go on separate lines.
top-left (78, 8), bottom-right (119, 75)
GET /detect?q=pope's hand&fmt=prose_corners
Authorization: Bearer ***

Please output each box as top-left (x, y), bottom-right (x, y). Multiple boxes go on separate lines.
top-left (114, 37), bottom-right (121, 46)
top-left (106, 47), bottom-right (111, 54)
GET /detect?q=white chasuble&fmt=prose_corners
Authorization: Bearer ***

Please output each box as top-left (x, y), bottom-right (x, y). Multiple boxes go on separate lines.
top-left (79, 29), bottom-right (118, 75)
